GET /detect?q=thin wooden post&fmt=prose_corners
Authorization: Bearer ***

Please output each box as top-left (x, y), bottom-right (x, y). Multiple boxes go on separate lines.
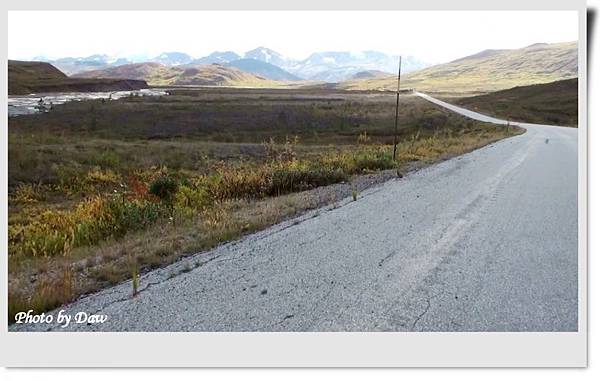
top-left (392, 55), bottom-right (402, 161)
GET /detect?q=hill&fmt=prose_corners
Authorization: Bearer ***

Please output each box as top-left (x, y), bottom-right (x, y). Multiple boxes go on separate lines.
top-left (226, 59), bottom-right (300, 81)
top-left (351, 70), bottom-right (392, 79)
top-left (8, 60), bottom-right (148, 95)
top-left (74, 62), bottom-right (278, 87)
top-left (455, 78), bottom-right (578, 127)
top-left (338, 42), bottom-right (577, 93)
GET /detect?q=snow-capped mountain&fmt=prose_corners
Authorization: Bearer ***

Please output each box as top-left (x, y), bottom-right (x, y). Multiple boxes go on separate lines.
top-left (287, 51), bottom-right (429, 82)
top-left (151, 52), bottom-right (194, 66)
top-left (191, 51), bottom-right (241, 65)
top-left (241, 48), bottom-right (430, 82)
top-left (28, 47), bottom-right (430, 82)
top-left (243, 47), bottom-right (296, 69)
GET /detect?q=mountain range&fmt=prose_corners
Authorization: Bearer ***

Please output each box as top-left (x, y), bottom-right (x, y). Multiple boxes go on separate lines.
top-left (33, 47), bottom-right (430, 82)
top-left (18, 41), bottom-right (577, 92)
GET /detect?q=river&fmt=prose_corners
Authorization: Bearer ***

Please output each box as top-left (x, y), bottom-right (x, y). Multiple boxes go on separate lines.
top-left (8, 88), bottom-right (168, 117)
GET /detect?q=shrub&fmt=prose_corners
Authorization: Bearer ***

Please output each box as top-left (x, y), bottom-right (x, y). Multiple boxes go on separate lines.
top-left (263, 136), bottom-right (299, 162)
top-left (107, 199), bottom-right (165, 236)
top-left (55, 166), bottom-right (122, 195)
top-left (174, 182), bottom-right (210, 215)
top-left (348, 149), bottom-right (395, 172)
top-left (357, 131), bottom-right (371, 144)
top-left (208, 166), bottom-right (269, 201)
top-left (149, 175), bottom-right (179, 204)
top-left (268, 163), bottom-right (346, 196)
top-left (11, 183), bottom-right (47, 204)
top-left (98, 150), bottom-right (121, 168)
top-left (8, 196), bottom-right (166, 258)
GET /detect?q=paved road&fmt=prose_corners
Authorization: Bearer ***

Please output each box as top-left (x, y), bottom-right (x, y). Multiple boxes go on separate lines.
top-left (12, 94), bottom-right (578, 332)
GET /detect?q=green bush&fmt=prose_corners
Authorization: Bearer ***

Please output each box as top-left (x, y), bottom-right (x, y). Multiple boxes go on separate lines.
top-left (268, 165), bottom-right (346, 196)
top-left (8, 196), bottom-right (166, 258)
top-left (149, 175), bottom-right (179, 204)
top-left (108, 199), bottom-right (165, 236)
top-left (348, 149), bottom-right (395, 172)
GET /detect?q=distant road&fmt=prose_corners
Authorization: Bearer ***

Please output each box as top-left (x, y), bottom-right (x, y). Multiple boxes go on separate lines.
top-left (11, 94), bottom-right (578, 332)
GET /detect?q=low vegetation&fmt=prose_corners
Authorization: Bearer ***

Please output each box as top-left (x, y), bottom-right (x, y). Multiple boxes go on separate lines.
top-left (455, 78), bottom-right (578, 127)
top-left (8, 88), bottom-right (523, 322)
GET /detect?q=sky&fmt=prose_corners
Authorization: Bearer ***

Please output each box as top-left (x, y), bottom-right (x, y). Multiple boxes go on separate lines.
top-left (8, 10), bottom-right (578, 64)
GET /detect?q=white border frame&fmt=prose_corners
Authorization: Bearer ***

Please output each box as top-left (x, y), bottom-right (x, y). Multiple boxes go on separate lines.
top-left (0, 0), bottom-right (587, 367)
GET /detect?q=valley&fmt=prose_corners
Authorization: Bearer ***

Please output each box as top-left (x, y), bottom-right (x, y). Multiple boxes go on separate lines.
top-left (7, 38), bottom-right (579, 331)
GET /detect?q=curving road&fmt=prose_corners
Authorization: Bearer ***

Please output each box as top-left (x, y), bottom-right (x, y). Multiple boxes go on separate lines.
top-left (11, 94), bottom-right (578, 332)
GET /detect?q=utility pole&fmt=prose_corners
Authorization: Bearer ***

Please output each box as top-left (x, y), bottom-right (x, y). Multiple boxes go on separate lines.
top-left (392, 55), bottom-right (402, 161)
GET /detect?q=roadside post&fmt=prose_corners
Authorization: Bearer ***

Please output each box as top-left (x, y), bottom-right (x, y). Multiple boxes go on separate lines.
top-left (392, 55), bottom-right (402, 161)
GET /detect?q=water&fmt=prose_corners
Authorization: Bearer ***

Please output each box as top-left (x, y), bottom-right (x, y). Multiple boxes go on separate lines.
top-left (8, 88), bottom-right (168, 117)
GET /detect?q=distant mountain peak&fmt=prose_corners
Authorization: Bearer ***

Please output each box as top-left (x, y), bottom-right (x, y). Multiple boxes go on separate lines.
top-left (191, 51), bottom-right (241, 65)
top-left (152, 52), bottom-right (194, 66)
top-left (244, 47), bottom-right (290, 67)
top-left (26, 48), bottom-right (432, 83)
top-left (226, 58), bottom-right (300, 81)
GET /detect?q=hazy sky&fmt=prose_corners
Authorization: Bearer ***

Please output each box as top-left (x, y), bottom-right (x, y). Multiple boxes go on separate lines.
top-left (8, 10), bottom-right (578, 64)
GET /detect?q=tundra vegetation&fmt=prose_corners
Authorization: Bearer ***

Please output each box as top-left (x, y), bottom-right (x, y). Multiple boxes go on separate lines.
top-left (8, 87), bottom-right (523, 322)
top-left (455, 78), bottom-right (578, 127)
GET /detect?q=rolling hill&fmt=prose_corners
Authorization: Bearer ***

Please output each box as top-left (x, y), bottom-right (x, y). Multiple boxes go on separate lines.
top-left (337, 42), bottom-right (577, 93)
top-left (8, 60), bottom-right (148, 95)
top-left (74, 62), bottom-right (278, 87)
top-left (350, 70), bottom-right (392, 79)
top-left (456, 78), bottom-right (578, 126)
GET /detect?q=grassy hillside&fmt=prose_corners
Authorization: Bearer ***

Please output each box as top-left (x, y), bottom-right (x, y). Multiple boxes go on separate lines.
top-left (338, 42), bottom-right (577, 93)
top-left (455, 78), bottom-right (578, 127)
top-left (9, 60), bottom-right (148, 95)
top-left (75, 62), bottom-right (280, 87)
top-left (351, 70), bottom-right (392, 79)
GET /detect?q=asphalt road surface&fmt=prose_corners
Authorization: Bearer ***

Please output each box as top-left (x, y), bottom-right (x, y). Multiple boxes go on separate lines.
top-left (11, 94), bottom-right (578, 332)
